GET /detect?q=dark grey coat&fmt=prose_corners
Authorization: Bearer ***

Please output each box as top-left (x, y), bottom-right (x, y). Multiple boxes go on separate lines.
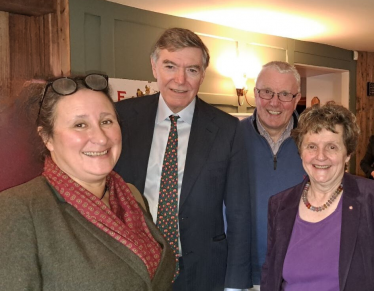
top-left (0, 176), bottom-right (175, 291)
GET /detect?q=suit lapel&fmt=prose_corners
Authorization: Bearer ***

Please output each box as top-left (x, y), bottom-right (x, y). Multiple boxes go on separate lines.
top-left (179, 98), bottom-right (218, 209)
top-left (339, 173), bottom-right (361, 291)
top-left (124, 95), bottom-right (159, 193)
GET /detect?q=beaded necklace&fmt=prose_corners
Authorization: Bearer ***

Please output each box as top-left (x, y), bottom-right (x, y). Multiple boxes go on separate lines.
top-left (302, 182), bottom-right (343, 212)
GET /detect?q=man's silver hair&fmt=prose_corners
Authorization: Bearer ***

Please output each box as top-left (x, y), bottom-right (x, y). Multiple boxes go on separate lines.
top-left (258, 61), bottom-right (301, 91)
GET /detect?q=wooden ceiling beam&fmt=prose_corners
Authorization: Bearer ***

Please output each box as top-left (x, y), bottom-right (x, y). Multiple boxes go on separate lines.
top-left (0, 0), bottom-right (56, 16)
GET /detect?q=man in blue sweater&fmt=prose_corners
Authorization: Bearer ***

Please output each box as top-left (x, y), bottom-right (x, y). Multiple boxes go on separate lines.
top-left (241, 61), bottom-right (306, 288)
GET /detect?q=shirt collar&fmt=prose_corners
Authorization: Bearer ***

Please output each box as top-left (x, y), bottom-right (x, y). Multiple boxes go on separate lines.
top-left (156, 94), bottom-right (195, 124)
top-left (256, 111), bottom-right (294, 142)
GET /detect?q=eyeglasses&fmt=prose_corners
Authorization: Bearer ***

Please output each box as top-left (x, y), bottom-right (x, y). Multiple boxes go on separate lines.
top-left (255, 88), bottom-right (299, 102)
top-left (37, 74), bottom-right (109, 120)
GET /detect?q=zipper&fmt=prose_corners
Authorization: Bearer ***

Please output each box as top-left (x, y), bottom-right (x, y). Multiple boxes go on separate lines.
top-left (273, 155), bottom-right (277, 170)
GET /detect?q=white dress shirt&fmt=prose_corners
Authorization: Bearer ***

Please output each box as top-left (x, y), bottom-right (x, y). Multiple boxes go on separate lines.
top-left (143, 94), bottom-right (195, 254)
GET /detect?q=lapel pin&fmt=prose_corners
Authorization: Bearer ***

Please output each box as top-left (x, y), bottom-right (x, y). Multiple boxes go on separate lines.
top-left (349, 206), bottom-right (353, 210)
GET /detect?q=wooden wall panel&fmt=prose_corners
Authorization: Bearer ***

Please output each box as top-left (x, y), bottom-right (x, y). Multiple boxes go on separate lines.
top-left (355, 51), bottom-right (374, 176)
top-left (0, 12), bottom-right (10, 108)
top-left (0, 0), bottom-right (70, 192)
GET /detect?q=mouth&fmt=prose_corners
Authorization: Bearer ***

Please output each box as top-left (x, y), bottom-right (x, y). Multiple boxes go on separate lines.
top-left (171, 88), bottom-right (188, 93)
top-left (313, 164), bottom-right (331, 169)
top-left (82, 150), bottom-right (108, 157)
top-left (267, 110), bottom-right (281, 115)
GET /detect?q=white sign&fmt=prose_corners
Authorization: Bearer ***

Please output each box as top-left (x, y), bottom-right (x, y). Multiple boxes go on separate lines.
top-left (109, 78), bottom-right (159, 102)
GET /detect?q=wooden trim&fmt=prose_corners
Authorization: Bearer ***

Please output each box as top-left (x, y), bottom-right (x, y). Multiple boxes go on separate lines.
top-left (0, 0), bottom-right (56, 16)
top-left (57, 0), bottom-right (71, 76)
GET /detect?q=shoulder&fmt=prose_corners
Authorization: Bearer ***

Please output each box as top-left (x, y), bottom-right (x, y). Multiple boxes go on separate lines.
top-left (194, 98), bottom-right (241, 138)
top-left (1, 176), bottom-right (49, 198)
top-left (269, 179), bottom-right (305, 205)
top-left (115, 93), bottom-right (159, 112)
top-left (345, 173), bottom-right (374, 195)
top-left (0, 176), bottom-right (55, 210)
top-left (240, 114), bottom-right (255, 131)
top-left (196, 97), bottom-right (238, 124)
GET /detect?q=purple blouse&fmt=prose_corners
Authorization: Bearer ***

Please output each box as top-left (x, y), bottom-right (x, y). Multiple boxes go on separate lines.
top-left (282, 198), bottom-right (342, 291)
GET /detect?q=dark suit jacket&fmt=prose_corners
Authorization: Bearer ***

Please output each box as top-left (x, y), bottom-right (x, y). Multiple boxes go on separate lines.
top-left (0, 176), bottom-right (175, 291)
top-left (115, 93), bottom-right (251, 290)
top-left (360, 135), bottom-right (374, 179)
top-left (261, 173), bottom-right (374, 291)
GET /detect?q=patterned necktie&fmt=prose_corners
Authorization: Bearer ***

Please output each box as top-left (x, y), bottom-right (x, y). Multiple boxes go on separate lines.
top-left (157, 115), bottom-right (180, 279)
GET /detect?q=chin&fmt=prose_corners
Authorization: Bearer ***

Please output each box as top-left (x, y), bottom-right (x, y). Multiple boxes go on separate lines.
top-left (85, 166), bottom-right (113, 177)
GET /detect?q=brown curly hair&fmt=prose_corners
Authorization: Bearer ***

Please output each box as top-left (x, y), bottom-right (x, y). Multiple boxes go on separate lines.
top-left (292, 103), bottom-right (360, 156)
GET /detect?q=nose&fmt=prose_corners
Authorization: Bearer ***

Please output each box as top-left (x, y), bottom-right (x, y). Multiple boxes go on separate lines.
top-left (269, 93), bottom-right (281, 106)
top-left (174, 68), bottom-right (186, 85)
top-left (316, 147), bottom-right (326, 160)
top-left (90, 125), bottom-right (108, 145)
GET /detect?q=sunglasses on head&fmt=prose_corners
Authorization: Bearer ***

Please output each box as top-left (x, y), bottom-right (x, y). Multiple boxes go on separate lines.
top-left (37, 73), bottom-right (109, 120)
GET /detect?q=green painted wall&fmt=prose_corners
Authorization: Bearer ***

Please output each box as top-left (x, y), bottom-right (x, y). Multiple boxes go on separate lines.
top-left (69, 0), bottom-right (357, 172)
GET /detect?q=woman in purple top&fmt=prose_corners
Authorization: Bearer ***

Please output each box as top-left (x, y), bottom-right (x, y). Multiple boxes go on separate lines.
top-left (261, 104), bottom-right (374, 291)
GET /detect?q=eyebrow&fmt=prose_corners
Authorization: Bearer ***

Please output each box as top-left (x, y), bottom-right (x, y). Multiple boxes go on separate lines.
top-left (162, 59), bottom-right (201, 70)
top-left (71, 112), bottom-right (114, 120)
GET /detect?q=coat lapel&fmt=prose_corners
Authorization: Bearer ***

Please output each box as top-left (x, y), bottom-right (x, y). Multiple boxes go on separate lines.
top-left (60, 203), bottom-right (151, 286)
top-left (339, 173), bottom-right (361, 290)
top-left (273, 180), bottom-right (305, 286)
top-left (179, 98), bottom-right (218, 209)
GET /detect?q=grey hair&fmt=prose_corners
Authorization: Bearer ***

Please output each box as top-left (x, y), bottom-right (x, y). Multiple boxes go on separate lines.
top-left (259, 61), bottom-right (301, 91)
top-left (150, 27), bottom-right (210, 71)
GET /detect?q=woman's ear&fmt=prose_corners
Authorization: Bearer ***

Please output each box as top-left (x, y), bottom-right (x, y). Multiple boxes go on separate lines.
top-left (38, 126), bottom-right (53, 152)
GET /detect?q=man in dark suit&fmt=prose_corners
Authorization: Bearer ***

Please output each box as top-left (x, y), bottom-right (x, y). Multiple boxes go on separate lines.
top-left (115, 28), bottom-right (251, 291)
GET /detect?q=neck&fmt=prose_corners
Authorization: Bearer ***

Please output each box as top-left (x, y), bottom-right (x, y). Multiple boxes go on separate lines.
top-left (256, 112), bottom-right (290, 143)
top-left (268, 129), bottom-right (285, 143)
top-left (309, 179), bottom-right (343, 202)
top-left (70, 177), bottom-right (107, 200)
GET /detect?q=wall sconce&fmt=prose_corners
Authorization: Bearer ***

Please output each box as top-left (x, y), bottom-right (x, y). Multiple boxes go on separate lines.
top-left (232, 73), bottom-right (247, 106)
top-left (232, 73), bottom-right (256, 107)
top-left (235, 88), bottom-right (247, 106)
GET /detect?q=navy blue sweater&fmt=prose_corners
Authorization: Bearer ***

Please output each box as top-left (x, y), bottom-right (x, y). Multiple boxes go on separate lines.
top-left (241, 111), bottom-right (305, 285)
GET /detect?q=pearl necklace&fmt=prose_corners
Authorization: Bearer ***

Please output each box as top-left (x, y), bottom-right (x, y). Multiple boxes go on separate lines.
top-left (302, 182), bottom-right (343, 212)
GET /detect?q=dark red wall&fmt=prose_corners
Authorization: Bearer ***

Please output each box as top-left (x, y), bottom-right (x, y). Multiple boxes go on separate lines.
top-left (0, 82), bottom-right (43, 191)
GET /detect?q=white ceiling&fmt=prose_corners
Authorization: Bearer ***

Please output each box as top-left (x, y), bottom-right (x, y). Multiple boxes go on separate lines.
top-left (107, 0), bottom-right (374, 53)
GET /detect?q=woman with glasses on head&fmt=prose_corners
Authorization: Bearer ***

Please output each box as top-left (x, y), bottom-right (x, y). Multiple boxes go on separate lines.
top-left (261, 104), bottom-right (374, 291)
top-left (0, 74), bottom-right (175, 291)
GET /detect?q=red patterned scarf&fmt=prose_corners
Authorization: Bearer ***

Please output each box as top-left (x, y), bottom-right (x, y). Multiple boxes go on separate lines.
top-left (42, 157), bottom-right (161, 279)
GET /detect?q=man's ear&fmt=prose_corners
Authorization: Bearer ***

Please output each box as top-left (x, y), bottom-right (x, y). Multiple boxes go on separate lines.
top-left (293, 93), bottom-right (302, 110)
top-left (150, 57), bottom-right (157, 80)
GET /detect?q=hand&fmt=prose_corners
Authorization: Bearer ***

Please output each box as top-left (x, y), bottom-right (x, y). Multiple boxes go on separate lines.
top-left (371, 171), bottom-right (374, 178)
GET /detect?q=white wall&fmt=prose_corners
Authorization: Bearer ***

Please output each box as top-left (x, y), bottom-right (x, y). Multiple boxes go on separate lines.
top-left (306, 72), bottom-right (349, 108)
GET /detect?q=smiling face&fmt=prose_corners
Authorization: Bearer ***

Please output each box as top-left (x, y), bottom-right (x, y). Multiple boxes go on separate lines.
top-left (44, 90), bottom-right (122, 186)
top-left (255, 67), bottom-right (301, 139)
top-left (301, 125), bottom-right (350, 189)
top-left (151, 47), bottom-right (205, 113)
